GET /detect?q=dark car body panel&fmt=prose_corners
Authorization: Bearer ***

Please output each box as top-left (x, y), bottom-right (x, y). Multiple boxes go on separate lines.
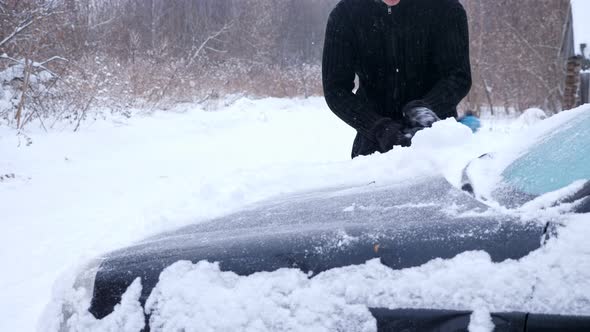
top-left (371, 309), bottom-right (590, 332)
top-left (371, 309), bottom-right (526, 332)
top-left (564, 181), bottom-right (590, 213)
top-left (89, 177), bottom-right (546, 320)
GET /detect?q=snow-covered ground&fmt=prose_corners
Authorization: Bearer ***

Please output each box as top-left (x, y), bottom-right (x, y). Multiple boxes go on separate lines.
top-left (0, 98), bottom-right (588, 331)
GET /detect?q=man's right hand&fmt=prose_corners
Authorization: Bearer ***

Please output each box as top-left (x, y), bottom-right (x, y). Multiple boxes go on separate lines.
top-left (402, 126), bottom-right (424, 140)
top-left (372, 118), bottom-right (411, 153)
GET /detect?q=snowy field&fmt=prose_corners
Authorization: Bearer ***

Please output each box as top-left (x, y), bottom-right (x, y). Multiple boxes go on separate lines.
top-left (1, 98), bottom-right (589, 331)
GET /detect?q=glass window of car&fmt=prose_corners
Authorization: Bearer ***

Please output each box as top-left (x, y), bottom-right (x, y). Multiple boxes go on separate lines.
top-left (501, 110), bottom-right (590, 197)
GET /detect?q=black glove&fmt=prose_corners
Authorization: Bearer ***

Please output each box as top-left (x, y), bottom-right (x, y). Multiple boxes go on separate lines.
top-left (402, 126), bottom-right (424, 139)
top-left (371, 118), bottom-right (411, 153)
top-left (403, 105), bottom-right (440, 128)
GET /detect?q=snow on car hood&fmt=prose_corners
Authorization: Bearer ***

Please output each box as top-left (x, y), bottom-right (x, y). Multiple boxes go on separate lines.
top-left (39, 103), bottom-right (590, 332)
top-left (57, 212), bottom-right (589, 332)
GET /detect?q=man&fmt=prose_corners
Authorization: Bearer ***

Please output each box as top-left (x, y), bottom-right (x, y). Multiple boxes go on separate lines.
top-left (322, 0), bottom-right (472, 158)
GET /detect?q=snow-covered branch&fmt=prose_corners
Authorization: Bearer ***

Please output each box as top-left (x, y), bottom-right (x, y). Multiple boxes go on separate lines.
top-left (205, 47), bottom-right (228, 54)
top-left (0, 0), bottom-right (58, 49)
top-left (0, 54), bottom-right (66, 78)
top-left (39, 56), bottom-right (68, 66)
top-left (90, 17), bottom-right (117, 30)
top-left (0, 19), bottom-right (35, 49)
top-left (188, 22), bottom-right (233, 66)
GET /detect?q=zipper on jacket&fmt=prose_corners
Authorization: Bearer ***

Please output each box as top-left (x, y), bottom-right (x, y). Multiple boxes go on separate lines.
top-left (388, 7), bottom-right (392, 14)
top-left (390, 8), bottom-right (400, 106)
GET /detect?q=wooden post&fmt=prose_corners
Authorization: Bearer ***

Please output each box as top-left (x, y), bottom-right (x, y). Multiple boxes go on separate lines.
top-left (580, 72), bottom-right (590, 105)
top-left (15, 57), bottom-right (33, 129)
top-left (563, 56), bottom-right (582, 110)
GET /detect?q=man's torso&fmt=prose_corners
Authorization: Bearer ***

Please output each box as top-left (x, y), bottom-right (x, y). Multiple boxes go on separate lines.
top-left (337, 0), bottom-right (459, 120)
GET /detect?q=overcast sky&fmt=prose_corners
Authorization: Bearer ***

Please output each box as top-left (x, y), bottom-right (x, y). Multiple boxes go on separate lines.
top-left (571, 0), bottom-right (590, 55)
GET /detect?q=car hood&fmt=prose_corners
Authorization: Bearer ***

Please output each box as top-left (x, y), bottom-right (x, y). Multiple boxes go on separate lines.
top-left (89, 177), bottom-right (546, 319)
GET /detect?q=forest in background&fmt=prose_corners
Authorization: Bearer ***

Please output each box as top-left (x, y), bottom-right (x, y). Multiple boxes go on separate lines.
top-left (0, 0), bottom-right (575, 128)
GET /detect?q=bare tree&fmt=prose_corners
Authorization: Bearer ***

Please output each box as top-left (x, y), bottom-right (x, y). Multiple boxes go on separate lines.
top-left (0, 0), bottom-right (71, 128)
top-left (0, 0), bottom-right (576, 129)
top-left (461, 0), bottom-right (572, 115)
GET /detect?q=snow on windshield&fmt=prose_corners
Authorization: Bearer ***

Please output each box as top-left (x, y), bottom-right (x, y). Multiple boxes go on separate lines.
top-left (30, 102), bottom-right (590, 332)
top-left (502, 110), bottom-right (590, 196)
top-left (465, 107), bottom-right (589, 206)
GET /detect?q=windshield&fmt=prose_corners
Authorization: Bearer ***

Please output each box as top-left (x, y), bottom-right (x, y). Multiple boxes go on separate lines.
top-left (502, 111), bottom-right (590, 196)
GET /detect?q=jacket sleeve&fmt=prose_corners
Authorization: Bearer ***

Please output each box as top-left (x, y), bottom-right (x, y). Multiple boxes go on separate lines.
top-left (322, 4), bottom-right (383, 139)
top-left (418, 2), bottom-right (472, 119)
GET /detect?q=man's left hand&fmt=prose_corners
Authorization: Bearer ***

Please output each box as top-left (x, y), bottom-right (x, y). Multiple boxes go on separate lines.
top-left (404, 106), bottom-right (440, 128)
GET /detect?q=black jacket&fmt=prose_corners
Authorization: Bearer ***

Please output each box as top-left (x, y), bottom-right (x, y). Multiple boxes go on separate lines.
top-left (322, 0), bottom-right (472, 158)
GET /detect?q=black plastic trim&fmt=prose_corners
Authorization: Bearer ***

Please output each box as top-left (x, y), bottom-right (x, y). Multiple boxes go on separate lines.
top-left (370, 309), bottom-right (590, 332)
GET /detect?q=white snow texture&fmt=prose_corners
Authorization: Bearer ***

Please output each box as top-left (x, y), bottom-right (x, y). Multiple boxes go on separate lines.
top-left (1, 97), bottom-right (589, 332)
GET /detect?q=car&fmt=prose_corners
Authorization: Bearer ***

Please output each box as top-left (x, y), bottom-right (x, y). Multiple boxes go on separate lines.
top-left (58, 110), bottom-right (590, 332)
